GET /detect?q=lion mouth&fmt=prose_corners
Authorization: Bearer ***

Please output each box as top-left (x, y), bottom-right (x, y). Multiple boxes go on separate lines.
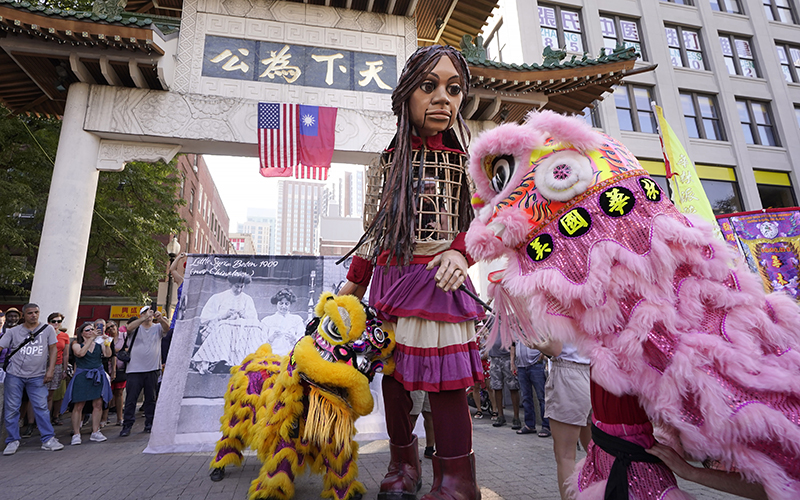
top-left (299, 372), bottom-right (351, 409)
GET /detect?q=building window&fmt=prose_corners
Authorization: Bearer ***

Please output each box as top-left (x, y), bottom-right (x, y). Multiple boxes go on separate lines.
top-left (755, 170), bottom-right (797, 208)
top-left (795, 105), bottom-right (800, 128)
top-left (666, 25), bottom-right (706, 70)
top-left (776, 43), bottom-right (800, 82)
top-left (702, 178), bottom-right (744, 214)
top-left (719, 34), bottom-right (758, 77)
top-left (539, 4), bottom-right (584, 53)
top-left (615, 85), bottom-right (657, 133)
top-left (179, 173), bottom-right (185, 198)
top-left (640, 160), bottom-right (743, 214)
top-left (764, 0), bottom-right (797, 23)
top-left (711, 0), bottom-right (743, 13)
top-left (661, 0), bottom-right (694, 4)
top-left (681, 92), bottom-right (725, 140)
top-left (189, 188), bottom-right (195, 213)
top-left (484, 19), bottom-right (506, 62)
top-left (600, 14), bottom-right (646, 59)
top-left (736, 99), bottom-right (779, 146)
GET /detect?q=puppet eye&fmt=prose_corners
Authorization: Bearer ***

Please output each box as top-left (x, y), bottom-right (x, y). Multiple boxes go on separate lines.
top-left (489, 155), bottom-right (515, 193)
top-left (322, 317), bottom-right (343, 343)
top-left (533, 150), bottom-right (593, 202)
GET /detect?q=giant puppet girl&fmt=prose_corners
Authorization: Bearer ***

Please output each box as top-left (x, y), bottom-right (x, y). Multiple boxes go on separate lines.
top-left (339, 45), bottom-right (484, 500)
top-left (465, 110), bottom-right (800, 499)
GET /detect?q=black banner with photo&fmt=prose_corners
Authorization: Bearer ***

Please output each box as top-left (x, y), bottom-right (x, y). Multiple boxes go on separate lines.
top-left (147, 254), bottom-right (395, 453)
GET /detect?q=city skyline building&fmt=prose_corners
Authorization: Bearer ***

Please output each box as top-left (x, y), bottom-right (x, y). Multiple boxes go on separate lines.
top-left (237, 207), bottom-right (276, 255)
top-left (484, 0), bottom-right (800, 212)
top-left (276, 180), bottom-right (325, 256)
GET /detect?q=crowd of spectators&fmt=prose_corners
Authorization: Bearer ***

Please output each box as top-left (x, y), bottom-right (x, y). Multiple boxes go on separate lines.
top-left (0, 302), bottom-right (172, 455)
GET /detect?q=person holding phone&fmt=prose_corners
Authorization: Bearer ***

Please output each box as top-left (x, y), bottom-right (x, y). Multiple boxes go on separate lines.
top-left (119, 305), bottom-right (169, 437)
top-left (61, 322), bottom-right (112, 445)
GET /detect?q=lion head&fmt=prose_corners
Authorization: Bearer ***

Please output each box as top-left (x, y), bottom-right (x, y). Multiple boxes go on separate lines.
top-left (289, 292), bottom-right (395, 418)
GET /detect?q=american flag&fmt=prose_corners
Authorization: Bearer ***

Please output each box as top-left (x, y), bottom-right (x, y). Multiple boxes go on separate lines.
top-left (258, 102), bottom-right (298, 177)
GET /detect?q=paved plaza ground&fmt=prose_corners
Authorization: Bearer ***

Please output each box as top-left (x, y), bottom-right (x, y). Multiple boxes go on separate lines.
top-left (2, 406), bottom-right (740, 500)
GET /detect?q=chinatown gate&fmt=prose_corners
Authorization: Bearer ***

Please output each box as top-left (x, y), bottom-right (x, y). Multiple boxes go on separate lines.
top-left (0, 0), bottom-right (643, 449)
top-left (0, 0), bottom-right (645, 334)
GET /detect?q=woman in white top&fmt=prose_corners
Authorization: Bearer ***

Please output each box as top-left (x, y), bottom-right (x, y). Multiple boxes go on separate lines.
top-left (260, 288), bottom-right (305, 356)
top-left (534, 339), bottom-right (592, 500)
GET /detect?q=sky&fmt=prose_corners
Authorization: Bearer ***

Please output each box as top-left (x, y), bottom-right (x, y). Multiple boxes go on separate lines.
top-left (205, 155), bottom-right (365, 233)
top-left (205, 155), bottom-right (278, 232)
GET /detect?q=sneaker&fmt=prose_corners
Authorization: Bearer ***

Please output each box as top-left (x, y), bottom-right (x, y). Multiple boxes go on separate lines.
top-left (41, 437), bottom-right (64, 451)
top-left (90, 431), bottom-right (107, 442)
top-left (511, 418), bottom-right (522, 430)
top-left (492, 416), bottom-right (507, 427)
top-left (81, 415), bottom-right (91, 427)
top-left (119, 427), bottom-right (131, 437)
top-left (20, 424), bottom-right (34, 438)
top-left (143, 425), bottom-right (152, 434)
top-left (71, 434), bottom-right (81, 446)
top-left (3, 440), bottom-right (20, 455)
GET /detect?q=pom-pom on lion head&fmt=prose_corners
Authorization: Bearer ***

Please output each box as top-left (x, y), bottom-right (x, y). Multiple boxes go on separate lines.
top-left (291, 292), bottom-right (395, 417)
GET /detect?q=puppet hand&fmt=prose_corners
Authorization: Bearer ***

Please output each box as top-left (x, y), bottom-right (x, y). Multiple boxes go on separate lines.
top-left (427, 249), bottom-right (468, 292)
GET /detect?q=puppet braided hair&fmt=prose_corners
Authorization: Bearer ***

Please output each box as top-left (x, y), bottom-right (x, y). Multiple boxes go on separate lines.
top-left (352, 45), bottom-right (473, 266)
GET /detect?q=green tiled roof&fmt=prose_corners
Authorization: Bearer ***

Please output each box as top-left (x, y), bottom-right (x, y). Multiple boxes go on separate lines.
top-left (460, 35), bottom-right (640, 71)
top-left (0, 0), bottom-right (180, 34)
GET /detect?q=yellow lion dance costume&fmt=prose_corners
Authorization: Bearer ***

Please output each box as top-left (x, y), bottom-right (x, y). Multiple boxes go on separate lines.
top-left (209, 293), bottom-right (395, 500)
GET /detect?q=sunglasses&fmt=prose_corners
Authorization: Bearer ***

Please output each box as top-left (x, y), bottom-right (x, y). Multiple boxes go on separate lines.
top-left (50, 319), bottom-right (63, 324)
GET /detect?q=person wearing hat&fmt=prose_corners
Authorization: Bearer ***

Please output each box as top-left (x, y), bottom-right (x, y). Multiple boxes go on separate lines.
top-left (118, 304), bottom-right (169, 437)
top-left (3, 308), bottom-right (20, 331)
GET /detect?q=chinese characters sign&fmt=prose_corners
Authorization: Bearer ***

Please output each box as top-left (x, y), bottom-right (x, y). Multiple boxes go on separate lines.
top-left (202, 35), bottom-right (397, 94)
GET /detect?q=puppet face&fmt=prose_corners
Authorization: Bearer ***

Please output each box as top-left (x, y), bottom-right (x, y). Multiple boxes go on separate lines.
top-left (291, 293), bottom-right (395, 416)
top-left (409, 56), bottom-right (463, 137)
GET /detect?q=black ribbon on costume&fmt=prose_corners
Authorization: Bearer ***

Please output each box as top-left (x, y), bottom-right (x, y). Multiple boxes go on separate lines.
top-left (590, 423), bottom-right (663, 500)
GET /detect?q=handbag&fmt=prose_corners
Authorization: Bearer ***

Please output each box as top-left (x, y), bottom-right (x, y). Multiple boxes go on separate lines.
top-left (115, 327), bottom-right (138, 364)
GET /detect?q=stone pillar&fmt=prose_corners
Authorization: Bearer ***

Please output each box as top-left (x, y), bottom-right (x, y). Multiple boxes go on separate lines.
top-left (30, 83), bottom-right (101, 332)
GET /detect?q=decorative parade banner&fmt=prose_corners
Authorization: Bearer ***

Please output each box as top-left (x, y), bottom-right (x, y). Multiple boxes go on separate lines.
top-left (717, 208), bottom-right (800, 301)
top-left (146, 254), bottom-right (399, 453)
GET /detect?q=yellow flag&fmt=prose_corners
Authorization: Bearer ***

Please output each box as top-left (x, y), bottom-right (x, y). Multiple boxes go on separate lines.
top-left (654, 104), bottom-right (723, 241)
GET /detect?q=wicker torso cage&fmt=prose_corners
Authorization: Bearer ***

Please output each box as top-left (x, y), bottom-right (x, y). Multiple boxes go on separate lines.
top-left (360, 148), bottom-right (472, 258)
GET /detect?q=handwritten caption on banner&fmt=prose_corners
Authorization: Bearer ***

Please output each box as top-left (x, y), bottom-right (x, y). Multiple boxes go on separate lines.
top-left (201, 35), bottom-right (397, 94)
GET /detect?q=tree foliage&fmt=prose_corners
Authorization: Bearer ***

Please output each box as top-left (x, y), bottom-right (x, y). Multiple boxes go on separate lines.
top-left (0, 110), bottom-right (60, 292)
top-left (40, 0), bottom-right (95, 12)
top-left (0, 107), bottom-right (186, 302)
top-left (89, 161), bottom-right (186, 302)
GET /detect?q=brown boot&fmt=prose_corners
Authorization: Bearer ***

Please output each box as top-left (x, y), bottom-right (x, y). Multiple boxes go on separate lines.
top-left (420, 452), bottom-right (480, 500)
top-left (378, 435), bottom-right (422, 500)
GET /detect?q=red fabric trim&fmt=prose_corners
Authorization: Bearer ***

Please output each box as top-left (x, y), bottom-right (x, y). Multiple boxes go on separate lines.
top-left (392, 371), bottom-right (478, 392)
top-left (449, 232), bottom-right (475, 267)
top-left (372, 302), bottom-right (478, 323)
top-left (715, 207), bottom-right (800, 219)
top-left (385, 132), bottom-right (465, 154)
top-left (346, 255), bottom-right (374, 287)
top-left (376, 251), bottom-right (436, 267)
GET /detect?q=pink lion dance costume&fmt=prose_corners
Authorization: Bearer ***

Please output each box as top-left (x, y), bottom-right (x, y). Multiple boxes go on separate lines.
top-left (465, 110), bottom-right (800, 499)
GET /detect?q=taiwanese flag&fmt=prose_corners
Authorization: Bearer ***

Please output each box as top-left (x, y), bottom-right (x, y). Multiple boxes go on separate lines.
top-left (297, 104), bottom-right (337, 180)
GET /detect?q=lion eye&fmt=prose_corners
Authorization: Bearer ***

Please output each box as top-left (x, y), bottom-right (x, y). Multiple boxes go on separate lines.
top-left (322, 317), bottom-right (342, 342)
top-left (490, 155), bottom-right (515, 193)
